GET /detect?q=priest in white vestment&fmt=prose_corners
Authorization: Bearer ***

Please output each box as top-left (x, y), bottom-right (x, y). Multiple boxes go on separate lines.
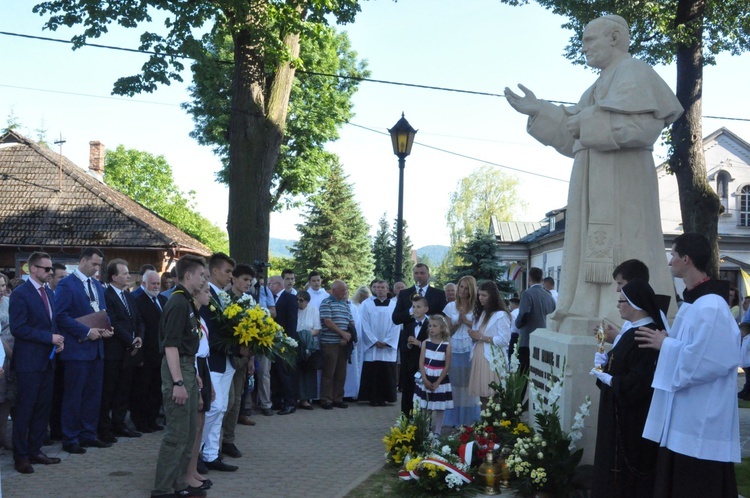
top-left (357, 281), bottom-right (400, 406)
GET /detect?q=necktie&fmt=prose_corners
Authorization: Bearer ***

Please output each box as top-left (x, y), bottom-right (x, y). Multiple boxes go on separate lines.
top-left (274, 293), bottom-right (279, 304)
top-left (87, 278), bottom-right (96, 302)
top-left (418, 287), bottom-right (424, 297)
top-left (121, 292), bottom-right (131, 317)
top-left (39, 287), bottom-right (51, 318)
top-left (152, 296), bottom-right (162, 311)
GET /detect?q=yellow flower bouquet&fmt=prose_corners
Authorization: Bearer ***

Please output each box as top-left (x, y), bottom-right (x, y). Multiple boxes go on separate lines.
top-left (218, 292), bottom-right (296, 366)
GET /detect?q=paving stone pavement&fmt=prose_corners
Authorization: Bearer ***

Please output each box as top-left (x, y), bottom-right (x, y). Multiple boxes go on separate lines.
top-left (4, 375), bottom-right (750, 498)
top-left (0, 400), bottom-right (400, 498)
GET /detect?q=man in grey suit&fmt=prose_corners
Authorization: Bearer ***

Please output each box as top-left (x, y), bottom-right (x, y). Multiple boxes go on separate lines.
top-left (515, 267), bottom-right (556, 374)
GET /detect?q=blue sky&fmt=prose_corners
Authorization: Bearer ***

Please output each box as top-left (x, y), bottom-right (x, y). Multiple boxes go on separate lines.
top-left (2, 1), bottom-right (749, 248)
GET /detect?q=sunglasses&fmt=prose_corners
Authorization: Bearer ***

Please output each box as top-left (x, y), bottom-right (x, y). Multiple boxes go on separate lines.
top-left (33, 265), bottom-right (54, 273)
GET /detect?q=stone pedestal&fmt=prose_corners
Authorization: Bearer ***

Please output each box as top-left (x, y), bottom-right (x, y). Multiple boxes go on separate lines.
top-left (528, 325), bottom-right (601, 465)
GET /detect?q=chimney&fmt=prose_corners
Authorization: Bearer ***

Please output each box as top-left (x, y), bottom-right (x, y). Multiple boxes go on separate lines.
top-left (89, 140), bottom-right (105, 181)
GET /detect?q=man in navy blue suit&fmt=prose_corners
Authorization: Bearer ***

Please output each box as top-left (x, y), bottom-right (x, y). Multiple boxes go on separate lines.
top-left (55, 248), bottom-right (113, 454)
top-left (9, 252), bottom-right (65, 473)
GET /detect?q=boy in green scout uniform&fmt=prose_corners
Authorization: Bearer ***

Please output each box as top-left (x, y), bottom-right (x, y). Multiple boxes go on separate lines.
top-left (152, 255), bottom-right (208, 498)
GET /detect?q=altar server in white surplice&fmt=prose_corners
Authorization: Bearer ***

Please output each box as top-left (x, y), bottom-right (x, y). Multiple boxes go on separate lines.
top-left (636, 233), bottom-right (739, 498)
top-left (357, 280), bottom-right (400, 406)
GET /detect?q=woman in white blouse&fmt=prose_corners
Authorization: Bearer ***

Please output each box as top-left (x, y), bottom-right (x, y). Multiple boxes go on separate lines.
top-left (467, 281), bottom-right (511, 411)
top-left (296, 290), bottom-right (321, 410)
top-left (443, 276), bottom-right (480, 426)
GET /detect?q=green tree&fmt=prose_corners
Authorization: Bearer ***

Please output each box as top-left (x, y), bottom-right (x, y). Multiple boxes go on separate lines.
top-left (446, 165), bottom-right (524, 248)
top-left (392, 218), bottom-right (414, 287)
top-left (372, 214), bottom-right (393, 282)
top-left (184, 25), bottom-right (368, 210)
top-left (33, 0), bottom-right (362, 264)
top-left (3, 108), bottom-right (22, 134)
top-left (450, 230), bottom-right (505, 283)
top-left (499, 0), bottom-right (750, 276)
top-left (290, 160), bottom-right (373, 288)
top-left (104, 145), bottom-right (228, 252)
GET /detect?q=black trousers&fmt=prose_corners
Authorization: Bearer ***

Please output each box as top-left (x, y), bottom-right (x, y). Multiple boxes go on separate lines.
top-left (13, 366), bottom-right (54, 460)
top-left (130, 354), bottom-right (163, 428)
top-left (99, 359), bottom-right (133, 435)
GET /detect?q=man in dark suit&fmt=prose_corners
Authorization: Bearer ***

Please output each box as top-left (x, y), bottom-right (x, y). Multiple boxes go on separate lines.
top-left (130, 264), bottom-right (157, 300)
top-left (398, 296), bottom-right (430, 415)
top-left (101, 259), bottom-right (144, 441)
top-left (55, 248), bottom-right (113, 454)
top-left (392, 263), bottom-right (447, 326)
top-left (132, 269), bottom-right (167, 433)
top-left (9, 251), bottom-right (65, 473)
top-left (516, 267), bottom-right (556, 374)
top-left (200, 252), bottom-right (239, 471)
top-left (268, 275), bottom-right (299, 415)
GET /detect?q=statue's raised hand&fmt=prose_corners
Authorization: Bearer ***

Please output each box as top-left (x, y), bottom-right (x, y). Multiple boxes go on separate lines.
top-left (504, 84), bottom-right (541, 116)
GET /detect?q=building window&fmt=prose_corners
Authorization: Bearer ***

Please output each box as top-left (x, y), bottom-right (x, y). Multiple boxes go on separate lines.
top-left (740, 185), bottom-right (750, 227)
top-left (717, 171), bottom-right (730, 213)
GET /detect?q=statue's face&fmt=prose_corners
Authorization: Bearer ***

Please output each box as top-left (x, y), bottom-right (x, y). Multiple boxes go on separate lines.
top-left (582, 21), bottom-right (616, 69)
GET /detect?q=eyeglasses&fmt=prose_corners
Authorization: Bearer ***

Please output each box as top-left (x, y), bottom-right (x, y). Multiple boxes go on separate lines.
top-left (33, 265), bottom-right (54, 273)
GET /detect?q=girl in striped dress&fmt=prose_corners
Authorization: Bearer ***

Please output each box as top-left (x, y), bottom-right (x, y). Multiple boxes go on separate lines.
top-left (414, 315), bottom-right (454, 434)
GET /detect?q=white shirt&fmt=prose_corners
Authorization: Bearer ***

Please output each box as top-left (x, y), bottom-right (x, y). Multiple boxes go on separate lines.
top-left (643, 292), bottom-right (740, 463)
top-left (443, 301), bottom-right (473, 354)
top-left (307, 288), bottom-right (329, 310)
top-left (360, 298), bottom-right (399, 362)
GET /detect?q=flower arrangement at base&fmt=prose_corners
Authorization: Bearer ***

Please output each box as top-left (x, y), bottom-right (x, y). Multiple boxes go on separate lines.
top-left (383, 401), bottom-right (432, 466)
top-left (398, 446), bottom-right (473, 494)
top-left (213, 291), bottom-right (297, 366)
top-left (506, 363), bottom-right (591, 497)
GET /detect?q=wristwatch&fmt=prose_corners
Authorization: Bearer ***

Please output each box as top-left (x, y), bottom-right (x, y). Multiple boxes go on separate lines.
top-left (173, 380), bottom-right (185, 387)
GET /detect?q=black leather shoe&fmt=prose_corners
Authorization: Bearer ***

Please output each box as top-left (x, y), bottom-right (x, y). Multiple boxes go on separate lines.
top-left (63, 443), bottom-right (87, 454)
top-left (202, 458), bottom-right (238, 472)
top-left (277, 406), bottom-right (296, 415)
top-left (114, 428), bottom-right (142, 438)
top-left (99, 433), bottom-right (118, 444)
top-left (199, 479), bottom-right (213, 490)
top-left (261, 409), bottom-right (274, 416)
top-left (14, 458), bottom-right (34, 474)
top-left (135, 425), bottom-right (155, 433)
top-left (29, 453), bottom-right (61, 465)
top-left (333, 401), bottom-right (348, 409)
top-left (196, 459), bottom-right (208, 474)
top-left (321, 403), bottom-right (333, 410)
top-left (221, 443), bottom-right (242, 458)
top-left (175, 486), bottom-right (207, 497)
top-left (81, 439), bottom-right (113, 448)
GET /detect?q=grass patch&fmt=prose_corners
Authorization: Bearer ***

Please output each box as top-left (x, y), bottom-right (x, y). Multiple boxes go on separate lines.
top-left (739, 399), bottom-right (750, 410)
top-left (345, 465), bottom-right (399, 498)
top-left (736, 458), bottom-right (750, 497)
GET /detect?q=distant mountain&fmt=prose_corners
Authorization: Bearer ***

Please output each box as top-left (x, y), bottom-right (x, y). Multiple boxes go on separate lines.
top-left (269, 238), bottom-right (296, 258)
top-left (269, 238), bottom-right (450, 265)
top-left (416, 245), bottom-right (450, 265)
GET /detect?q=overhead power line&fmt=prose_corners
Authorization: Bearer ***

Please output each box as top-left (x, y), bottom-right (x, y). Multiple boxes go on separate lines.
top-left (346, 122), bottom-right (570, 183)
top-left (2, 29), bottom-right (750, 121)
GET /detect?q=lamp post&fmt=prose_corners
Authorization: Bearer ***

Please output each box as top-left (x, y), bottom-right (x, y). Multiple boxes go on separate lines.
top-left (388, 113), bottom-right (417, 283)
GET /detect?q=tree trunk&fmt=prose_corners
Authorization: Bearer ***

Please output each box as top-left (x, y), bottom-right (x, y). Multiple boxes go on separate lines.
top-left (226, 6), bottom-right (300, 266)
top-left (668, 0), bottom-right (721, 277)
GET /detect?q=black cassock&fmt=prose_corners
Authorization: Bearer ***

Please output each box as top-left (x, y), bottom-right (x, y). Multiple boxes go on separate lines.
top-left (591, 324), bottom-right (660, 498)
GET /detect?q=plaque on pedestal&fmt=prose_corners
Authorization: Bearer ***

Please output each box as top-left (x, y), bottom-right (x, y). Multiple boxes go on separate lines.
top-left (528, 324), bottom-right (601, 465)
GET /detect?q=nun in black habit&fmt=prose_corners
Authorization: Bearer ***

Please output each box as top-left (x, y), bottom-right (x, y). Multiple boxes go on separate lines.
top-left (589, 278), bottom-right (663, 498)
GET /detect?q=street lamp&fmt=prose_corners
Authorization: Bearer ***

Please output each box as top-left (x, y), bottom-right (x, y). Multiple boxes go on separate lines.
top-left (388, 113), bottom-right (417, 283)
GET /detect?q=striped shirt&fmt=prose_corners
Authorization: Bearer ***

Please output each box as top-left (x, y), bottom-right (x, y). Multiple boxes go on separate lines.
top-left (319, 296), bottom-right (353, 345)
